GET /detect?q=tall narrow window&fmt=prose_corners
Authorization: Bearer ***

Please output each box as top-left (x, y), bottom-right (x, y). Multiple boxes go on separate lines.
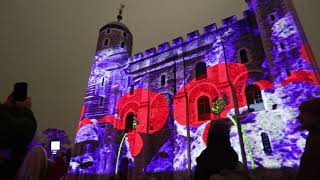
top-left (161, 75), bottom-right (166, 86)
top-left (286, 68), bottom-right (291, 76)
top-left (101, 78), bottom-right (105, 86)
top-left (107, 29), bottom-right (111, 33)
top-left (280, 42), bottom-right (285, 50)
top-left (104, 39), bottom-right (109, 46)
top-left (261, 132), bottom-right (272, 154)
top-left (197, 96), bottom-right (211, 121)
top-left (125, 112), bottom-right (135, 132)
top-left (240, 49), bottom-right (249, 64)
top-left (195, 62), bottom-right (207, 80)
top-left (121, 42), bottom-right (125, 48)
top-left (130, 85), bottom-right (134, 95)
top-left (269, 14), bottom-right (276, 22)
top-left (99, 97), bottom-right (104, 106)
top-left (245, 85), bottom-right (264, 111)
top-left (123, 32), bottom-right (127, 37)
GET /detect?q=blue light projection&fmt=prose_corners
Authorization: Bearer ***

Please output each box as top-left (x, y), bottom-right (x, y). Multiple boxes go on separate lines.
top-left (69, 0), bottom-right (320, 178)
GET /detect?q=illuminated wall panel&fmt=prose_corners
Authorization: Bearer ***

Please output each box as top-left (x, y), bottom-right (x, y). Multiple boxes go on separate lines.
top-left (69, 1), bottom-right (320, 179)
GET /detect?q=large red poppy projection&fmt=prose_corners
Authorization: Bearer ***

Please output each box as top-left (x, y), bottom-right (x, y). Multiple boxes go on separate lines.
top-left (173, 63), bottom-right (249, 127)
top-left (281, 70), bottom-right (320, 86)
top-left (98, 88), bottom-right (169, 156)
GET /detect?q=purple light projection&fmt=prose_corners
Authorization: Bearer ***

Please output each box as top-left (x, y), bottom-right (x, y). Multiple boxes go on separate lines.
top-left (69, 0), bottom-right (320, 178)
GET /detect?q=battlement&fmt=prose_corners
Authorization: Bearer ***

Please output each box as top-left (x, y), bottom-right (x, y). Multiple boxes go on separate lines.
top-left (145, 47), bottom-right (156, 58)
top-left (158, 42), bottom-right (170, 53)
top-left (131, 10), bottom-right (252, 64)
top-left (203, 23), bottom-right (217, 33)
top-left (172, 37), bottom-right (184, 47)
top-left (186, 30), bottom-right (200, 41)
top-left (222, 15), bottom-right (238, 26)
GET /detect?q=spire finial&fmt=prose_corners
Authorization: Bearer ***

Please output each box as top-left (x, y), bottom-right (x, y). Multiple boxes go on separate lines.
top-left (117, 4), bottom-right (125, 22)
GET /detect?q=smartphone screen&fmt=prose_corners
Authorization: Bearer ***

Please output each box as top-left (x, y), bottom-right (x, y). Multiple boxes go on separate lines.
top-left (51, 141), bottom-right (61, 154)
top-left (13, 82), bottom-right (28, 101)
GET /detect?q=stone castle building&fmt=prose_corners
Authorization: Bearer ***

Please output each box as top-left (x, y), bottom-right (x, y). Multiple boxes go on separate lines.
top-left (70, 0), bottom-right (320, 179)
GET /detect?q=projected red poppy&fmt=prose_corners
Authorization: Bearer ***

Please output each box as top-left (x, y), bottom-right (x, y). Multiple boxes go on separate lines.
top-left (76, 104), bottom-right (90, 131)
top-left (173, 63), bottom-right (249, 127)
top-left (98, 88), bottom-right (169, 157)
top-left (300, 44), bottom-right (314, 64)
top-left (202, 122), bottom-right (211, 144)
top-left (281, 70), bottom-right (320, 86)
top-left (254, 80), bottom-right (275, 90)
top-left (77, 117), bottom-right (93, 131)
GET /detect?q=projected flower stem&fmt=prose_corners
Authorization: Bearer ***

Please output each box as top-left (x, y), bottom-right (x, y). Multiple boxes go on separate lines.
top-left (116, 133), bottom-right (127, 175)
top-left (211, 98), bottom-right (254, 168)
top-left (226, 113), bottom-right (255, 169)
top-left (115, 115), bottom-right (139, 175)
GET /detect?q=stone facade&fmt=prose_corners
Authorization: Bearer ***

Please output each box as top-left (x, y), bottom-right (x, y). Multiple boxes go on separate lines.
top-left (69, 0), bottom-right (320, 179)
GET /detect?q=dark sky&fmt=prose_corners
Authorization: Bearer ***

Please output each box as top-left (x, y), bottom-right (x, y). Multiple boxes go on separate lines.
top-left (0, 0), bottom-right (319, 141)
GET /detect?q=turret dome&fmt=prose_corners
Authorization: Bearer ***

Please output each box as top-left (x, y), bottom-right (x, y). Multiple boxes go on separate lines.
top-left (99, 21), bottom-right (132, 37)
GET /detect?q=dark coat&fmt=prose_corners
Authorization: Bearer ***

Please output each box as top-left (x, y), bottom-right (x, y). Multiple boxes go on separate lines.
top-left (296, 129), bottom-right (320, 180)
top-left (194, 120), bottom-right (239, 180)
top-left (0, 104), bottom-right (37, 180)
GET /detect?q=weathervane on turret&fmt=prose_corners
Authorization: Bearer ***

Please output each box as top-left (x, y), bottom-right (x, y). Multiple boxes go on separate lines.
top-left (117, 4), bottom-right (125, 22)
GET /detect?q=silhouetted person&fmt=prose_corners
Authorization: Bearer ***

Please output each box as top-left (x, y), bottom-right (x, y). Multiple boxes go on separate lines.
top-left (296, 98), bottom-right (320, 180)
top-left (47, 150), bottom-right (69, 180)
top-left (15, 146), bottom-right (48, 180)
top-left (0, 96), bottom-right (37, 179)
top-left (194, 119), bottom-right (239, 180)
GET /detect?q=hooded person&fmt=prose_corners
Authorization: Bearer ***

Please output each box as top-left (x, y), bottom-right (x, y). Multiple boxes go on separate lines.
top-left (0, 97), bottom-right (37, 180)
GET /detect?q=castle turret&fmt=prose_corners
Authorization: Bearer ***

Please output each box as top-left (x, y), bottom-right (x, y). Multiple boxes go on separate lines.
top-left (83, 7), bottom-right (133, 120)
top-left (74, 6), bottom-right (133, 175)
top-left (247, 0), bottom-right (320, 83)
top-left (98, 21), bottom-right (133, 62)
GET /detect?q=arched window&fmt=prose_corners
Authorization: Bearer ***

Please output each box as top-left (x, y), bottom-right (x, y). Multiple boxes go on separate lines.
top-left (129, 85), bottom-right (134, 95)
top-left (261, 132), bottom-right (272, 154)
top-left (245, 85), bottom-right (264, 111)
top-left (269, 14), bottom-right (276, 22)
top-left (286, 68), bottom-right (291, 76)
top-left (121, 42), bottom-right (125, 48)
top-left (272, 104), bottom-right (278, 110)
top-left (195, 62), bottom-right (207, 80)
top-left (280, 42), bottom-right (285, 50)
top-left (161, 75), bottom-right (166, 86)
top-left (125, 112), bottom-right (135, 132)
top-left (123, 32), bottom-right (127, 37)
top-left (197, 96), bottom-right (211, 121)
top-left (240, 49), bottom-right (249, 64)
top-left (104, 39), bottom-right (109, 46)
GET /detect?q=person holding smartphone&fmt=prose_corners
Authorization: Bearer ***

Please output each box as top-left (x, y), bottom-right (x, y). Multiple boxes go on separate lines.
top-left (0, 82), bottom-right (37, 180)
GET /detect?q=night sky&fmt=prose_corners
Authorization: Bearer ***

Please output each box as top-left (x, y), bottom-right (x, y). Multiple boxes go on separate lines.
top-left (0, 0), bottom-right (319, 141)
